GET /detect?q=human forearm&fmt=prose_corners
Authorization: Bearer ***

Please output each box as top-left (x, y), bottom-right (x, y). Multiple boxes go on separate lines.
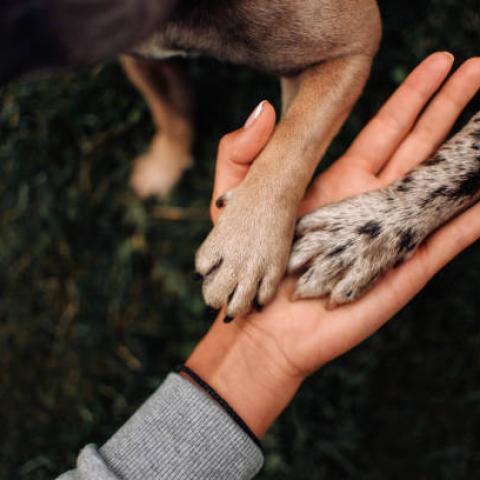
top-left (186, 312), bottom-right (305, 439)
top-left (57, 372), bottom-right (263, 479)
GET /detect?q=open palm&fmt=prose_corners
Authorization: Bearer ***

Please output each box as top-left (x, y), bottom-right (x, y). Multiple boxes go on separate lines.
top-left (210, 53), bottom-right (480, 378)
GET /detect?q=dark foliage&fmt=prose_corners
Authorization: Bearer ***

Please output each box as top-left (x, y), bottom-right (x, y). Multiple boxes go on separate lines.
top-left (1, 0), bottom-right (479, 478)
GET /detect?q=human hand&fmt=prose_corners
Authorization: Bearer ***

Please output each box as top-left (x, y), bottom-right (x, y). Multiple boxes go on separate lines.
top-left (187, 53), bottom-right (480, 437)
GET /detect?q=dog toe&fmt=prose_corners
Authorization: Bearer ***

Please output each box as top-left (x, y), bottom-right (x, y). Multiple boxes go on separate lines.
top-left (328, 261), bottom-right (381, 306)
top-left (225, 271), bottom-right (262, 318)
top-left (288, 230), bottom-right (331, 273)
top-left (293, 254), bottom-right (351, 300)
top-left (256, 266), bottom-right (284, 307)
top-left (200, 259), bottom-right (239, 310)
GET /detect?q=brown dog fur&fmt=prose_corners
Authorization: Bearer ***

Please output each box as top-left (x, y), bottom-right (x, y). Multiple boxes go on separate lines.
top-left (125, 0), bottom-right (383, 318)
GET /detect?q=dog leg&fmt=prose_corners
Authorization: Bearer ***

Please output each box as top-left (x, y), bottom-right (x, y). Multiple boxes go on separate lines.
top-left (122, 56), bottom-right (194, 198)
top-left (290, 111), bottom-right (480, 306)
top-left (196, 53), bottom-right (376, 318)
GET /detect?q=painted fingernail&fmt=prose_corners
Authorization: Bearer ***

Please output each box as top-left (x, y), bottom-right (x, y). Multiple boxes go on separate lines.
top-left (244, 100), bottom-right (265, 129)
top-left (192, 271), bottom-right (203, 281)
top-left (224, 315), bottom-right (234, 324)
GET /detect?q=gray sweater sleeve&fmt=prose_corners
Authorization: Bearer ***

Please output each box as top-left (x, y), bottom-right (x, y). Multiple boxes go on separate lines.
top-left (56, 373), bottom-right (264, 479)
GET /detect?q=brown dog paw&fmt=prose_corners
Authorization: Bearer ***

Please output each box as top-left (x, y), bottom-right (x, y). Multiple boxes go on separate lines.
top-left (196, 184), bottom-right (296, 318)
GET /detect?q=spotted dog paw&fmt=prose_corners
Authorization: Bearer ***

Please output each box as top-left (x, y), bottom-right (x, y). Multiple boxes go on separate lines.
top-left (196, 184), bottom-right (296, 319)
top-left (289, 110), bottom-right (480, 306)
top-left (288, 188), bottom-right (427, 306)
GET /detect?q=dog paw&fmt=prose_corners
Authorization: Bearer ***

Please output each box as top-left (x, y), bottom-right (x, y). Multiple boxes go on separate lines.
top-left (196, 186), bottom-right (296, 318)
top-left (288, 189), bottom-right (426, 306)
top-left (130, 134), bottom-right (193, 199)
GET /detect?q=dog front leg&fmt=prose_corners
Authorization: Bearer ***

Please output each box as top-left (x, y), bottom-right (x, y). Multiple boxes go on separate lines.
top-left (195, 54), bottom-right (375, 318)
top-left (290, 111), bottom-right (480, 306)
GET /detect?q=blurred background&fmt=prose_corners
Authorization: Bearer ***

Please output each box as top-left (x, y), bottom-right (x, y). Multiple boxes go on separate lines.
top-left (1, 0), bottom-right (479, 478)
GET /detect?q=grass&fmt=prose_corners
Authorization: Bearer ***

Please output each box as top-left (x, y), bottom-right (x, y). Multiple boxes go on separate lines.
top-left (1, 0), bottom-right (479, 478)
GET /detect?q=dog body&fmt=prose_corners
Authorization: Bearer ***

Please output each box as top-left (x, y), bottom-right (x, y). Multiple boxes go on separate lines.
top-left (125, 0), bottom-right (382, 317)
top-left (132, 1), bottom-right (378, 76)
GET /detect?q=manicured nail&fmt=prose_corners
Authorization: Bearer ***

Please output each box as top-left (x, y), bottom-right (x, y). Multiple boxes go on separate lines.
top-left (244, 101), bottom-right (265, 129)
top-left (224, 315), bottom-right (234, 324)
top-left (192, 271), bottom-right (203, 282)
top-left (439, 51), bottom-right (454, 63)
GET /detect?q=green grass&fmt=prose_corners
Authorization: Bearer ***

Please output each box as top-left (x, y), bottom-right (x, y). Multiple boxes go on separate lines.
top-left (1, 0), bottom-right (479, 478)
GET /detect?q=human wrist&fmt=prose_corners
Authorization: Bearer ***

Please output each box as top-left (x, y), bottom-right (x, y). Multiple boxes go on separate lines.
top-left (185, 313), bottom-right (305, 438)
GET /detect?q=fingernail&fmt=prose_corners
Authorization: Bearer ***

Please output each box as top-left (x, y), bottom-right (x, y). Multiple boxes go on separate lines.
top-left (244, 101), bottom-right (265, 129)
top-left (224, 315), bottom-right (234, 324)
top-left (439, 51), bottom-right (455, 63)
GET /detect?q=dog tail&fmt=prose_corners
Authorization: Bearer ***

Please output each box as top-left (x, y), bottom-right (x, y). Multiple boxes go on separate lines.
top-left (0, 0), bottom-right (177, 84)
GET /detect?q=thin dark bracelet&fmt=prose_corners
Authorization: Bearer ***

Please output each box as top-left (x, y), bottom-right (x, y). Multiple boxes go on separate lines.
top-left (174, 364), bottom-right (263, 451)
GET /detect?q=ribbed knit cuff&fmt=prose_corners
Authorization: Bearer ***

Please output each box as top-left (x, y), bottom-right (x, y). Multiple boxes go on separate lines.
top-left (97, 373), bottom-right (264, 479)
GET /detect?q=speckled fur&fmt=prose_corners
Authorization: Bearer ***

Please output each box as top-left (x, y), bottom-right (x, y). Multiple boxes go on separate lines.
top-left (289, 111), bottom-right (480, 305)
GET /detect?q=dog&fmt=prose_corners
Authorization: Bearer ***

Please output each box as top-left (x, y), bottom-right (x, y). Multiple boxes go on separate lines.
top-left (1, 1), bottom-right (478, 319)
top-left (120, 0), bottom-right (383, 320)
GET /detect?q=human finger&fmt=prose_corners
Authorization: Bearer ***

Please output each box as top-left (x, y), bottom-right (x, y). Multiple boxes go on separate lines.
top-left (345, 52), bottom-right (454, 174)
top-left (211, 101), bottom-right (276, 222)
top-left (380, 57), bottom-right (480, 182)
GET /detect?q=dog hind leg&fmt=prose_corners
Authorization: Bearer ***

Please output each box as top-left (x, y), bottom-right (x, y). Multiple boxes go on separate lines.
top-left (122, 55), bottom-right (194, 198)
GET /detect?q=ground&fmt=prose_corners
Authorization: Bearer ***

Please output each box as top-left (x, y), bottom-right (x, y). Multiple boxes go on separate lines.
top-left (0, 0), bottom-right (479, 478)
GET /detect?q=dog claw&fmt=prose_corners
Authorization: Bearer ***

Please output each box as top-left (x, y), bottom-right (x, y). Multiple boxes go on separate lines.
top-left (215, 191), bottom-right (233, 210)
top-left (216, 196), bottom-right (226, 209)
top-left (253, 297), bottom-right (263, 312)
top-left (192, 271), bottom-right (203, 282)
